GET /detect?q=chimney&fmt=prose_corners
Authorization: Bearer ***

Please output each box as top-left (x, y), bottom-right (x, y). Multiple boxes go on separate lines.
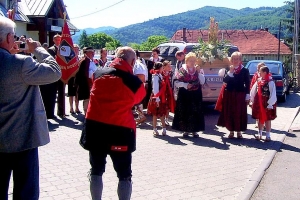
top-left (182, 28), bottom-right (187, 42)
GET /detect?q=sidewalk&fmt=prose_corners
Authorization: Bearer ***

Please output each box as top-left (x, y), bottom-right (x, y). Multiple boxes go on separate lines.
top-left (251, 93), bottom-right (300, 200)
top-left (8, 94), bottom-right (300, 200)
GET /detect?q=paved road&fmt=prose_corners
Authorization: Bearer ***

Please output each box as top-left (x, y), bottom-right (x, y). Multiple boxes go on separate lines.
top-left (8, 93), bottom-right (299, 200)
top-left (251, 93), bottom-right (300, 200)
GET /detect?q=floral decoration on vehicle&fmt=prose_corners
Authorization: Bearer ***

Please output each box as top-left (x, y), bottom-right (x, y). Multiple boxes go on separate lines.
top-left (193, 17), bottom-right (230, 65)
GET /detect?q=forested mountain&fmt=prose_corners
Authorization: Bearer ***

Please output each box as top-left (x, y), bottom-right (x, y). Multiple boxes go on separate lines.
top-left (72, 5), bottom-right (290, 45)
top-left (72, 26), bottom-right (117, 44)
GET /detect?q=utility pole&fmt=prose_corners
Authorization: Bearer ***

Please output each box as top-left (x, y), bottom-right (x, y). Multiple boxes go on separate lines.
top-left (278, 20), bottom-right (281, 61)
top-left (294, 0), bottom-right (299, 82)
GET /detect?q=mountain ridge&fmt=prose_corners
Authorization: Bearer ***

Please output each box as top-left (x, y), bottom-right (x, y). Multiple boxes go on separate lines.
top-left (72, 5), bottom-right (289, 45)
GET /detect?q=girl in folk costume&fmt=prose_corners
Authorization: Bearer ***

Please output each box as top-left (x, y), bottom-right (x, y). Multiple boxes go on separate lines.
top-left (250, 62), bottom-right (266, 128)
top-left (172, 52), bottom-right (205, 138)
top-left (147, 62), bottom-right (167, 136)
top-left (250, 62), bottom-right (266, 89)
top-left (162, 60), bottom-right (176, 126)
top-left (217, 52), bottom-right (250, 139)
top-left (250, 66), bottom-right (277, 141)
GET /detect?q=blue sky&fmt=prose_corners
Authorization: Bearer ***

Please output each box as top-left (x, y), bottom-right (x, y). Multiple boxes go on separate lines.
top-left (63, 0), bottom-right (287, 29)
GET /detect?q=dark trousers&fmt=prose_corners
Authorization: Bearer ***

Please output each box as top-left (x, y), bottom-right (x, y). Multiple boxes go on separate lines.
top-left (40, 82), bottom-right (57, 119)
top-left (89, 151), bottom-right (132, 180)
top-left (56, 80), bottom-right (66, 116)
top-left (0, 148), bottom-right (39, 200)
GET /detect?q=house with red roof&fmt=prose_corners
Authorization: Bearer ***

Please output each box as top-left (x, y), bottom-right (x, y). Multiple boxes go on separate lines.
top-left (171, 29), bottom-right (292, 64)
top-left (0, 0), bottom-right (78, 46)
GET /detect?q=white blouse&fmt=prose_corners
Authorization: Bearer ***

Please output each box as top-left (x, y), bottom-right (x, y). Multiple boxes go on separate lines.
top-left (152, 74), bottom-right (163, 102)
top-left (250, 79), bottom-right (277, 109)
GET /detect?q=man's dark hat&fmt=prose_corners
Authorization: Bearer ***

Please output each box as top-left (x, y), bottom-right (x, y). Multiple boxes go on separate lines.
top-left (83, 46), bottom-right (94, 53)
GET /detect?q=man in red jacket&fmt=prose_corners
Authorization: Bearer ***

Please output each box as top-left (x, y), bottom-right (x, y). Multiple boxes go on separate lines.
top-left (80, 46), bottom-right (146, 200)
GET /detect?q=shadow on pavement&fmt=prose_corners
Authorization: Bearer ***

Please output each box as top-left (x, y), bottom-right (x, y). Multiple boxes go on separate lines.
top-left (47, 113), bottom-right (85, 131)
top-left (153, 135), bottom-right (188, 146)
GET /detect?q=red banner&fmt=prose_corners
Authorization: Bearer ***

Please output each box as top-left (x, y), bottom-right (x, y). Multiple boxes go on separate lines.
top-left (56, 21), bottom-right (79, 83)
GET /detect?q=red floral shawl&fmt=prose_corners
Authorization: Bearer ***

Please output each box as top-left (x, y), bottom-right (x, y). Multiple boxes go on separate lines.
top-left (176, 67), bottom-right (200, 91)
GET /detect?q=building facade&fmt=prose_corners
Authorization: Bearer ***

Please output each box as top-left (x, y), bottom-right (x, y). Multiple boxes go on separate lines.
top-left (0, 0), bottom-right (78, 46)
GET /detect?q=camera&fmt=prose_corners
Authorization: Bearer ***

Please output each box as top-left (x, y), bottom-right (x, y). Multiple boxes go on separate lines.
top-left (19, 42), bottom-right (28, 50)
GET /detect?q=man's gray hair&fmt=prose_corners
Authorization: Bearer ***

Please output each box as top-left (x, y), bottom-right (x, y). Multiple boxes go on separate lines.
top-left (116, 46), bottom-right (136, 62)
top-left (0, 16), bottom-right (16, 44)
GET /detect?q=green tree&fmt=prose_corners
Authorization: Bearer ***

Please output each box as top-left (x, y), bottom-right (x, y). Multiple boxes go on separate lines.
top-left (139, 35), bottom-right (169, 51)
top-left (106, 40), bottom-right (122, 51)
top-left (88, 33), bottom-right (120, 50)
top-left (78, 30), bottom-right (89, 48)
top-left (128, 43), bottom-right (141, 50)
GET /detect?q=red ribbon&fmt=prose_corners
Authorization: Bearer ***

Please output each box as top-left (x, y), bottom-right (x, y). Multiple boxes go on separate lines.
top-left (152, 73), bottom-right (166, 103)
top-left (257, 73), bottom-right (271, 124)
top-left (163, 73), bottom-right (176, 113)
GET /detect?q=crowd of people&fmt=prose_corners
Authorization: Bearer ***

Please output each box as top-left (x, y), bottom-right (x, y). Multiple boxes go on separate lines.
top-left (0, 15), bottom-right (278, 200)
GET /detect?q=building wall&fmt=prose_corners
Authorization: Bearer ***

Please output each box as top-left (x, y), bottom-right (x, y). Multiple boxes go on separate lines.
top-left (15, 22), bottom-right (39, 41)
top-left (243, 54), bottom-right (290, 62)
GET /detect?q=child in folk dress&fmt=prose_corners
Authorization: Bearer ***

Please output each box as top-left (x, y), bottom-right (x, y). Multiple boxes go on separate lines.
top-left (250, 62), bottom-right (266, 128)
top-left (147, 62), bottom-right (167, 136)
top-left (250, 66), bottom-right (277, 141)
top-left (162, 60), bottom-right (176, 126)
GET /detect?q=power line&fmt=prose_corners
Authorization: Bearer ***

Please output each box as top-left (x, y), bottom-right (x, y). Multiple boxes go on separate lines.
top-left (71, 0), bottom-right (125, 19)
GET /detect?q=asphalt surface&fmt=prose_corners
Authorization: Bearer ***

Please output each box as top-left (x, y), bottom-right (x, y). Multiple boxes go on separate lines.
top-left (7, 93), bottom-right (300, 200)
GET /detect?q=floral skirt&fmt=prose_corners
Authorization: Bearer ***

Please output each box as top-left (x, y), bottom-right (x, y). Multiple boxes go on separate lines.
top-left (252, 95), bottom-right (277, 121)
top-left (147, 93), bottom-right (167, 117)
top-left (217, 90), bottom-right (247, 132)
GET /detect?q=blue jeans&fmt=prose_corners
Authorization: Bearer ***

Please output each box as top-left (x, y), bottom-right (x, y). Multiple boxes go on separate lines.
top-left (0, 148), bottom-right (39, 200)
top-left (89, 151), bottom-right (132, 180)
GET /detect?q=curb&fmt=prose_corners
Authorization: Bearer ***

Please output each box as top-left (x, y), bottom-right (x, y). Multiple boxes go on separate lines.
top-left (237, 106), bottom-right (300, 200)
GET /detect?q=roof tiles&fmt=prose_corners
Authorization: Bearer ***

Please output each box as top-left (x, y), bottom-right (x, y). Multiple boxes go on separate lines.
top-left (171, 30), bottom-right (292, 55)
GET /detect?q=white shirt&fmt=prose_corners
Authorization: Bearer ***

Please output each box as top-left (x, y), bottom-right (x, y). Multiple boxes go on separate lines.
top-left (133, 61), bottom-right (148, 82)
top-left (250, 78), bottom-right (277, 109)
top-left (88, 60), bottom-right (97, 78)
top-left (149, 56), bottom-right (162, 63)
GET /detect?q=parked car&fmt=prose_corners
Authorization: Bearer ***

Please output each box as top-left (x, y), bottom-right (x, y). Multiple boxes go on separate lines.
top-left (245, 60), bottom-right (290, 102)
top-left (157, 41), bottom-right (199, 69)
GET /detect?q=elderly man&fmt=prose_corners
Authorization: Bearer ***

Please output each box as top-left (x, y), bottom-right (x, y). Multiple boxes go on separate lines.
top-left (75, 46), bottom-right (97, 116)
top-left (39, 34), bottom-right (62, 119)
top-left (80, 47), bottom-right (146, 200)
top-left (0, 16), bottom-right (61, 199)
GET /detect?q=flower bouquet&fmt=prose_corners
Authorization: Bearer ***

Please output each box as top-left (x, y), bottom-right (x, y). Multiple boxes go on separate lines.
top-left (193, 17), bottom-right (230, 66)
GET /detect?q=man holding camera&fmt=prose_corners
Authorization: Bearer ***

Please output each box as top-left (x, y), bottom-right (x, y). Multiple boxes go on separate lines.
top-left (0, 16), bottom-right (61, 199)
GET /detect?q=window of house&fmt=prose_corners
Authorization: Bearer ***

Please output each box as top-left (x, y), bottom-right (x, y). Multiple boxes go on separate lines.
top-left (255, 56), bottom-right (264, 60)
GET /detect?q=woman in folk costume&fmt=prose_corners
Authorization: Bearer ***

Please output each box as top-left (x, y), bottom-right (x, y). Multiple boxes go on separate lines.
top-left (250, 66), bottom-right (277, 141)
top-left (172, 52), bottom-right (205, 138)
top-left (162, 60), bottom-right (176, 126)
top-left (217, 52), bottom-right (250, 139)
top-left (147, 62), bottom-right (167, 136)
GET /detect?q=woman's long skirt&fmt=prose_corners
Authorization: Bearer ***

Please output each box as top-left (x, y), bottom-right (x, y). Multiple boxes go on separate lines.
top-left (172, 87), bottom-right (205, 132)
top-left (217, 90), bottom-right (248, 132)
